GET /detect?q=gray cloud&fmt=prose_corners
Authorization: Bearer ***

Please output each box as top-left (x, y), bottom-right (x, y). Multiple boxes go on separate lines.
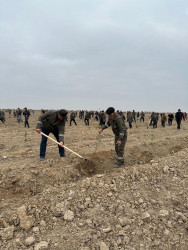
top-left (0, 0), bottom-right (188, 112)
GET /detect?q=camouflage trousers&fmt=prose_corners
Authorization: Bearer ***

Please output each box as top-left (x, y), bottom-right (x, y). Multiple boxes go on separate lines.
top-left (115, 135), bottom-right (127, 164)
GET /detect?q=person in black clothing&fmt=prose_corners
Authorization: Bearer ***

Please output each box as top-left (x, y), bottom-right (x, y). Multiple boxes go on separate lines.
top-left (175, 109), bottom-right (184, 129)
top-left (140, 111), bottom-right (145, 122)
top-left (99, 110), bottom-right (106, 127)
top-left (151, 112), bottom-right (158, 128)
top-left (84, 111), bottom-right (90, 126)
top-left (95, 111), bottom-right (99, 121)
top-left (168, 113), bottom-right (174, 126)
top-left (23, 107), bottom-right (30, 128)
top-left (0, 110), bottom-right (5, 123)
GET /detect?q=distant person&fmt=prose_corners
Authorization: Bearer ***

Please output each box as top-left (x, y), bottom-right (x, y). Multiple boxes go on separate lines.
top-left (99, 110), bottom-right (106, 127)
top-left (36, 109), bottom-right (68, 160)
top-left (84, 111), bottom-right (90, 126)
top-left (0, 110), bottom-right (5, 123)
top-left (23, 107), bottom-right (30, 128)
top-left (98, 107), bottom-right (127, 168)
top-left (132, 110), bottom-right (136, 122)
top-left (127, 111), bottom-right (133, 128)
top-left (79, 110), bottom-right (84, 119)
top-left (70, 111), bottom-right (77, 126)
top-left (16, 108), bottom-right (22, 123)
top-left (119, 111), bottom-right (125, 120)
top-left (161, 113), bottom-right (167, 127)
top-left (137, 112), bottom-right (140, 120)
top-left (175, 109), bottom-right (184, 129)
top-left (151, 112), bottom-right (158, 128)
top-left (168, 113), bottom-right (174, 126)
top-left (95, 111), bottom-right (99, 121)
top-left (140, 111), bottom-right (145, 122)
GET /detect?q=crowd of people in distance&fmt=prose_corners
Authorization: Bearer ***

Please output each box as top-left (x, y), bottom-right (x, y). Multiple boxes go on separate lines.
top-left (0, 108), bottom-right (187, 131)
top-left (0, 107), bottom-right (187, 166)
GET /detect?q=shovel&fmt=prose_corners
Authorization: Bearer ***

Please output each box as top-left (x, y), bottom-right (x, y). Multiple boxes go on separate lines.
top-left (40, 132), bottom-right (87, 160)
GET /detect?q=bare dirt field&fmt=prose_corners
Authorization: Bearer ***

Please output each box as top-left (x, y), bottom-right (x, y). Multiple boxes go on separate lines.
top-left (0, 112), bottom-right (188, 250)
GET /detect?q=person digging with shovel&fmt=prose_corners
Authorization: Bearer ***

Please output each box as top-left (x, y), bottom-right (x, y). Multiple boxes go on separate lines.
top-left (36, 109), bottom-right (68, 161)
top-left (98, 107), bottom-right (127, 168)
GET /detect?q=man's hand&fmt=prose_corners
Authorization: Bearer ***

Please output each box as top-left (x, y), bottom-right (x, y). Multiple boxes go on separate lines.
top-left (116, 140), bottom-right (122, 147)
top-left (59, 141), bottom-right (64, 147)
top-left (36, 129), bottom-right (41, 134)
top-left (98, 129), bottom-right (103, 134)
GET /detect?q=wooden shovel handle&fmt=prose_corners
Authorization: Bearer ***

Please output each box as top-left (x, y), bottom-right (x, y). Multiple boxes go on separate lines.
top-left (40, 132), bottom-right (85, 159)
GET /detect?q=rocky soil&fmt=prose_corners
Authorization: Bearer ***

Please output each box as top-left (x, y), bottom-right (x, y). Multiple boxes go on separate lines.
top-left (0, 112), bottom-right (188, 250)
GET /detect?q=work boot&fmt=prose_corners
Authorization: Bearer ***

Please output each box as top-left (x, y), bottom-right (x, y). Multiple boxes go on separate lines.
top-left (113, 161), bottom-right (124, 168)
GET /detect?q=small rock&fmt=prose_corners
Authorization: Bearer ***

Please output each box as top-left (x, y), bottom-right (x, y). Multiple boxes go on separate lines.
top-left (40, 220), bottom-right (46, 227)
top-left (167, 221), bottom-right (173, 228)
top-left (163, 166), bottom-right (169, 173)
top-left (20, 217), bottom-right (34, 230)
top-left (34, 241), bottom-right (48, 250)
top-left (25, 236), bottom-right (35, 246)
top-left (139, 198), bottom-right (144, 204)
top-left (33, 227), bottom-right (40, 233)
top-left (159, 210), bottom-right (169, 217)
top-left (103, 227), bottom-right (111, 233)
top-left (53, 202), bottom-right (67, 217)
top-left (86, 219), bottom-right (92, 225)
top-left (119, 217), bottom-right (132, 227)
top-left (164, 229), bottom-right (170, 235)
top-left (0, 226), bottom-right (14, 240)
top-left (17, 206), bottom-right (27, 217)
top-left (142, 212), bottom-right (151, 222)
top-left (99, 241), bottom-right (109, 250)
top-left (17, 205), bottom-right (34, 229)
top-left (107, 192), bottom-right (113, 197)
top-left (64, 210), bottom-right (74, 221)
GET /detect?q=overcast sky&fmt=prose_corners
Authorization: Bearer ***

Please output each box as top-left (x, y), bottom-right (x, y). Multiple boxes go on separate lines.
top-left (0, 0), bottom-right (188, 112)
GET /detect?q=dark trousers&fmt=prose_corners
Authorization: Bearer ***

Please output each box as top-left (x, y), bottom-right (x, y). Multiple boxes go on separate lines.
top-left (168, 119), bottom-right (172, 126)
top-left (161, 121), bottom-right (165, 127)
top-left (177, 120), bottom-right (181, 129)
top-left (99, 121), bottom-right (105, 127)
top-left (153, 121), bottom-right (157, 128)
top-left (25, 119), bottom-right (29, 128)
top-left (128, 122), bottom-right (132, 128)
top-left (85, 118), bottom-right (89, 126)
top-left (115, 135), bottom-right (127, 164)
top-left (0, 118), bottom-right (5, 123)
top-left (70, 118), bottom-right (77, 126)
top-left (40, 128), bottom-right (65, 158)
